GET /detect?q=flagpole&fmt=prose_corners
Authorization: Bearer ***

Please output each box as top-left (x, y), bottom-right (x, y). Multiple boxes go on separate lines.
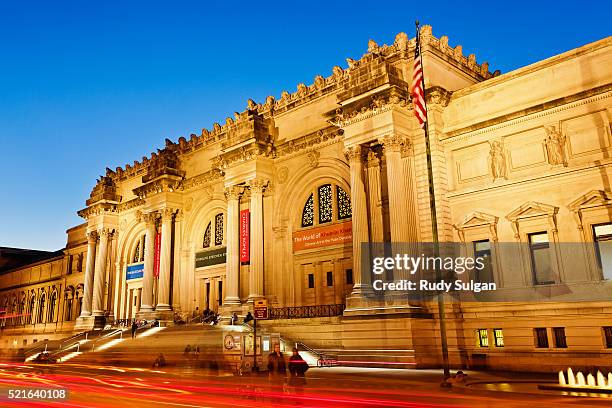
top-left (415, 20), bottom-right (451, 382)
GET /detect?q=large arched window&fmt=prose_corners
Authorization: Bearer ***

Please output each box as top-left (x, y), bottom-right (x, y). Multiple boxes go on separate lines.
top-left (48, 291), bottom-right (57, 322)
top-left (28, 295), bottom-right (36, 324)
top-left (132, 235), bottom-right (146, 263)
top-left (203, 213), bottom-right (224, 248)
top-left (37, 293), bottom-right (46, 324)
top-left (301, 184), bottom-right (352, 227)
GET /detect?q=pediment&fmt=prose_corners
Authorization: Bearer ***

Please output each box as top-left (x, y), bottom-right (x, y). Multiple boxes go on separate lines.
top-left (507, 201), bottom-right (558, 222)
top-left (568, 190), bottom-right (612, 211)
top-left (455, 211), bottom-right (498, 230)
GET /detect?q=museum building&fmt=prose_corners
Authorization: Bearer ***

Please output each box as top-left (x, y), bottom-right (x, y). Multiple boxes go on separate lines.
top-left (1, 26), bottom-right (611, 371)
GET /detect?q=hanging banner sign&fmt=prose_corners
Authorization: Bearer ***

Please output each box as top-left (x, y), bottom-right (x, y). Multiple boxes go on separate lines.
top-left (126, 263), bottom-right (144, 280)
top-left (240, 209), bottom-right (250, 263)
top-left (292, 221), bottom-right (352, 252)
top-left (153, 232), bottom-right (161, 277)
top-left (195, 247), bottom-right (227, 268)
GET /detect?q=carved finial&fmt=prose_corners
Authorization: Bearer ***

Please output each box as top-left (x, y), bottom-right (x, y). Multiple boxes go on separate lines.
top-left (367, 39), bottom-right (379, 54)
top-left (247, 98), bottom-right (257, 110)
top-left (394, 32), bottom-right (408, 51)
top-left (332, 66), bottom-right (344, 81)
top-left (165, 138), bottom-right (173, 147)
top-left (346, 58), bottom-right (357, 69)
top-left (314, 75), bottom-right (325, 89)
top-left (264, 95), bottom-right (275, 110)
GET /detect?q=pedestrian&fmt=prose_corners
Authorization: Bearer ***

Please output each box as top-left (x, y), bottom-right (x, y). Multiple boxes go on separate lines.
top-left (131, 321), bottom-right (138, 338)
top-left (288, 348), bottom-right (308, 392)
top-left (153, 353), bottom-right (166, 368)
top-left (184, 344), bottom-right (192, 356)
top-left (230, 312), bottom-right (238, 325)
top-left (267, 343), bottom-right (286, 379)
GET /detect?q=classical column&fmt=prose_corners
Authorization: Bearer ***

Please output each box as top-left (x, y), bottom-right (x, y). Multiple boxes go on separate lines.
top-left (79, 231), bottom-right (97, 317)
top-left (140, 212), bottom-right (157, 312)
top-left (344, 145), bottom-right (372, 295)
top-left (382, 134), bottom-right (412, 243)
top-left (156, 208), bottom-right (174, 311)
top-left (248, 178), bottom-right (267, 301)
top-left (92, 228), bottom-right (111, 316)
top-left (224, 186), bottom-right (242, 305)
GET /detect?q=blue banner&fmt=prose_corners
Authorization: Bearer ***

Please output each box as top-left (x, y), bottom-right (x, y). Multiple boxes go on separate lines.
top-left (126, 263), bottom-right (144, 280)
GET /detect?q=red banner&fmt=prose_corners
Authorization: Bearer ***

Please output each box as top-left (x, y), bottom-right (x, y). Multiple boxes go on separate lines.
top-left (153, 232), bottom-right (161, 277)
top-left (240, 209), bottom-right (250, 263)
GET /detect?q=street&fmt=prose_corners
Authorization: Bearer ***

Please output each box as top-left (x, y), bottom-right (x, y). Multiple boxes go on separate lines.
top-left (0, 362), bottom-right (610, 407)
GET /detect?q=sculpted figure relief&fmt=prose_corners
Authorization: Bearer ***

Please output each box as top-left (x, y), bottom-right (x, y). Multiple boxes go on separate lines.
top-left (544, 126), bottom-right (567, 166)
top-left (489, 141), bottom-right (506, 181)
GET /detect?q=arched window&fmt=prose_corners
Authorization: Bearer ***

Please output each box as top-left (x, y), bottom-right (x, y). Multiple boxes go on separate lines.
top-left (48, 292), bottom-right (57, 322)
top-left (29, 296), bottom-right (36, 324)
top-left (301, 184), bottom-right (352, 227)
top-left (203, 213), bottom-right (225, 248)
top-left (132, 235), bottom-right (145, 263)
top-left (37, 293), bottom-right (46, 324)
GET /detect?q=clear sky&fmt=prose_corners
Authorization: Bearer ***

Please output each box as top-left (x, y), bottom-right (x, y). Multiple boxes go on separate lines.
top-left (0, 1), bottom-right (610, 251)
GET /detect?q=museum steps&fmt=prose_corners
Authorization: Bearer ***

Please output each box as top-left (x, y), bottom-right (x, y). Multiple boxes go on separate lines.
top-left (65, 323), bottom-right (226, 368)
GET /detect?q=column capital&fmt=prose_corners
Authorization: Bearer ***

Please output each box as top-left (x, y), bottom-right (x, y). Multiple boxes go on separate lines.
top-left (248, 178), bottom-right (269, 194)
top-left (160, 207), bottom-right (176, 222)
top-left (224, 185), bottom-right (243, 201)
top-left (380, 134), bottom-right (404, 153)
top-left (97, 227), bottom-right (114, 238)
top-left (142, 211), bottom-right (158, 225)
top-left (343, 145), bottom-right (366, 164)
top-left (86, 231), bottom-right (98, 243)
top-left (366, 150), bottom-right (380, 168)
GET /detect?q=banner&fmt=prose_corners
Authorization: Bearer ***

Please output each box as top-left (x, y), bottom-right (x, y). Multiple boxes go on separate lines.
top-left (126, 263), bottom-right (144, 280)
top-left (292, 221), bottom-right (352, 252)
top-left (153, 232), bottom-right (161, 277)
top-left (195, 247), bottom-right (227, 268)
top-left (240, 209), bottom-right (250, 263)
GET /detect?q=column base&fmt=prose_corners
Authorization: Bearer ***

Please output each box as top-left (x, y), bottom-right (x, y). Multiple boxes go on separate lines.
top-left (75, 315), bottom-right (106, 331)
top-left (155, 304), bottom-right (171, 311)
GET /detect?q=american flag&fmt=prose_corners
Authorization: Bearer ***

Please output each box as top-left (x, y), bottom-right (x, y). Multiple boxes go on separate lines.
top-left (411, 29), bottom-right (427, 129)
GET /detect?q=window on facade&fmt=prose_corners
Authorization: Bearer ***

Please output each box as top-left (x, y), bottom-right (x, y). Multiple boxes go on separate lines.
top-left (77, 297), bottom-right (82, 317)
top-left (534, 328), bottom-right (549, 348)
top-left (132, 235), bottom-right (145, 263)
top-left (593, 223), bottom-right (612, 280)
top-left (65, 297), bottom-right (73, 321)
top-left (493, 329), bottom-right (504, 347)
top-left (318, 184), bottom-right (333, 224)
top-left (301, 184), bottom-right (352, 228)
top-left (215, 214), bottom-right (224, 246)
top-left (473, 240), bottom-right (493, 283)
top-left (346, 269), bottom-right (353, 285)
top-left (29, 297), bottom-right (35, 324)
top-left (218, 281), bottom-right (223, 306)
top-left (604, 327), bottom-right (612, 348)
top-left (48, 293), bottom-right (56, 322)
top-left (477, 329), bottom-right (489, 347)
top-left (326, 271), bottom-right (333, 287)
top-left (301, 194), bottom-right (314, 227)
top-left (203, 223), bottom-right (212, 248)
top-left (203, 213), bottom-right (224, 248)
top-left (77, 253), bottom-right (83, 272)
top-left (19, 300), bottom-right (25, 325)
top-left (553, 327), bottom-right (567, 348)
top-left (67, 255), bottom-right (73, 275)
top-left (529, 232), bottom-right (554, 285)
top-left (37, 294), bottom-right (45, 324)
top-left (308, 273), bottom-right (315, 289)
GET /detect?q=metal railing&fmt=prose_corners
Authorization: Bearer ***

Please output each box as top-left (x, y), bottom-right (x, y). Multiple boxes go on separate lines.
top-left (268, 304), bottom-right (345, 319)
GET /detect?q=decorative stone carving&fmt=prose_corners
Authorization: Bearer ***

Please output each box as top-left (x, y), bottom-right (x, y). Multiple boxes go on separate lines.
top-left (394, 32), bottom-right (408, 51)
top-left (544, 126), bottom-right (567, 166)
top-left (184, 197), bottom-right (193, 212)
top-left (314, 75), bottom-right (325, 90)
top-left (367, 39), bottom-right (379, 54)
top-left (264, 95), bottom-right (275, 110)
top-left (306, 150), bottom-right (321, 168)
top-left (248, 178), bottom-right (268, 194)
top-left (332, 66), bottom-right (344, 82)
top-left (488, 141), bottom-right (507, 181)
top-left (161, 207), bottom-right (176, 221)
top-left (224, 186), bottom-right (243, 201)
top-left (344, 145), bottom-right (365, 163)
top-left (276, 166), bottom-right (289, 184)
top-left (247, 98), bottom-right (257, 111)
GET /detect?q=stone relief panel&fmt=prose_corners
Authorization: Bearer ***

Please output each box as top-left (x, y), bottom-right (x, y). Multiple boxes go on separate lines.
top-left (562, 110), bottom-right (611, 160)
top-left (452, 142), bottom-right (491, 185)
top-left (505, 127), bottom-right (548, 172)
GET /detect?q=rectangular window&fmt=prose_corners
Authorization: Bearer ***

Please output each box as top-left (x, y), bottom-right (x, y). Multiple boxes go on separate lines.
top-left (604, 327), bottom-right (612, 348)
top-left (326, 271), bottom-right (333, 287)
top-left (493, 329), bottom-right (504, 347)
top-left (529, 232), bottom-right (554, 285)
top-left (218, 281), bottom-right (223, 306)
top-left (308, 273), bottom-right (315, 289)
top-left (346, 269), bottom-right (353, 285)
top-left (534, 328), bottom-right (549, 348)
top-left (477, 329), bottom-right (489, 347)
top-left (593, 223), bottom-right (612, 280)
top-left (473, 240), bottom-right (493, 283)
top-left (553, 327), bottom-right (567, 348)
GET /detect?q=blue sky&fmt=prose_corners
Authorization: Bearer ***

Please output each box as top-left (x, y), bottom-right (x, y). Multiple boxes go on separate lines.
top-left (0, 1), bottom-right (610, 250)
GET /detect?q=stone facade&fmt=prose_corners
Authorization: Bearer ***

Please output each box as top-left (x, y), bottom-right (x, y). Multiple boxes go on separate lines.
top-left (1, 26), bottom-right (611, 372)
